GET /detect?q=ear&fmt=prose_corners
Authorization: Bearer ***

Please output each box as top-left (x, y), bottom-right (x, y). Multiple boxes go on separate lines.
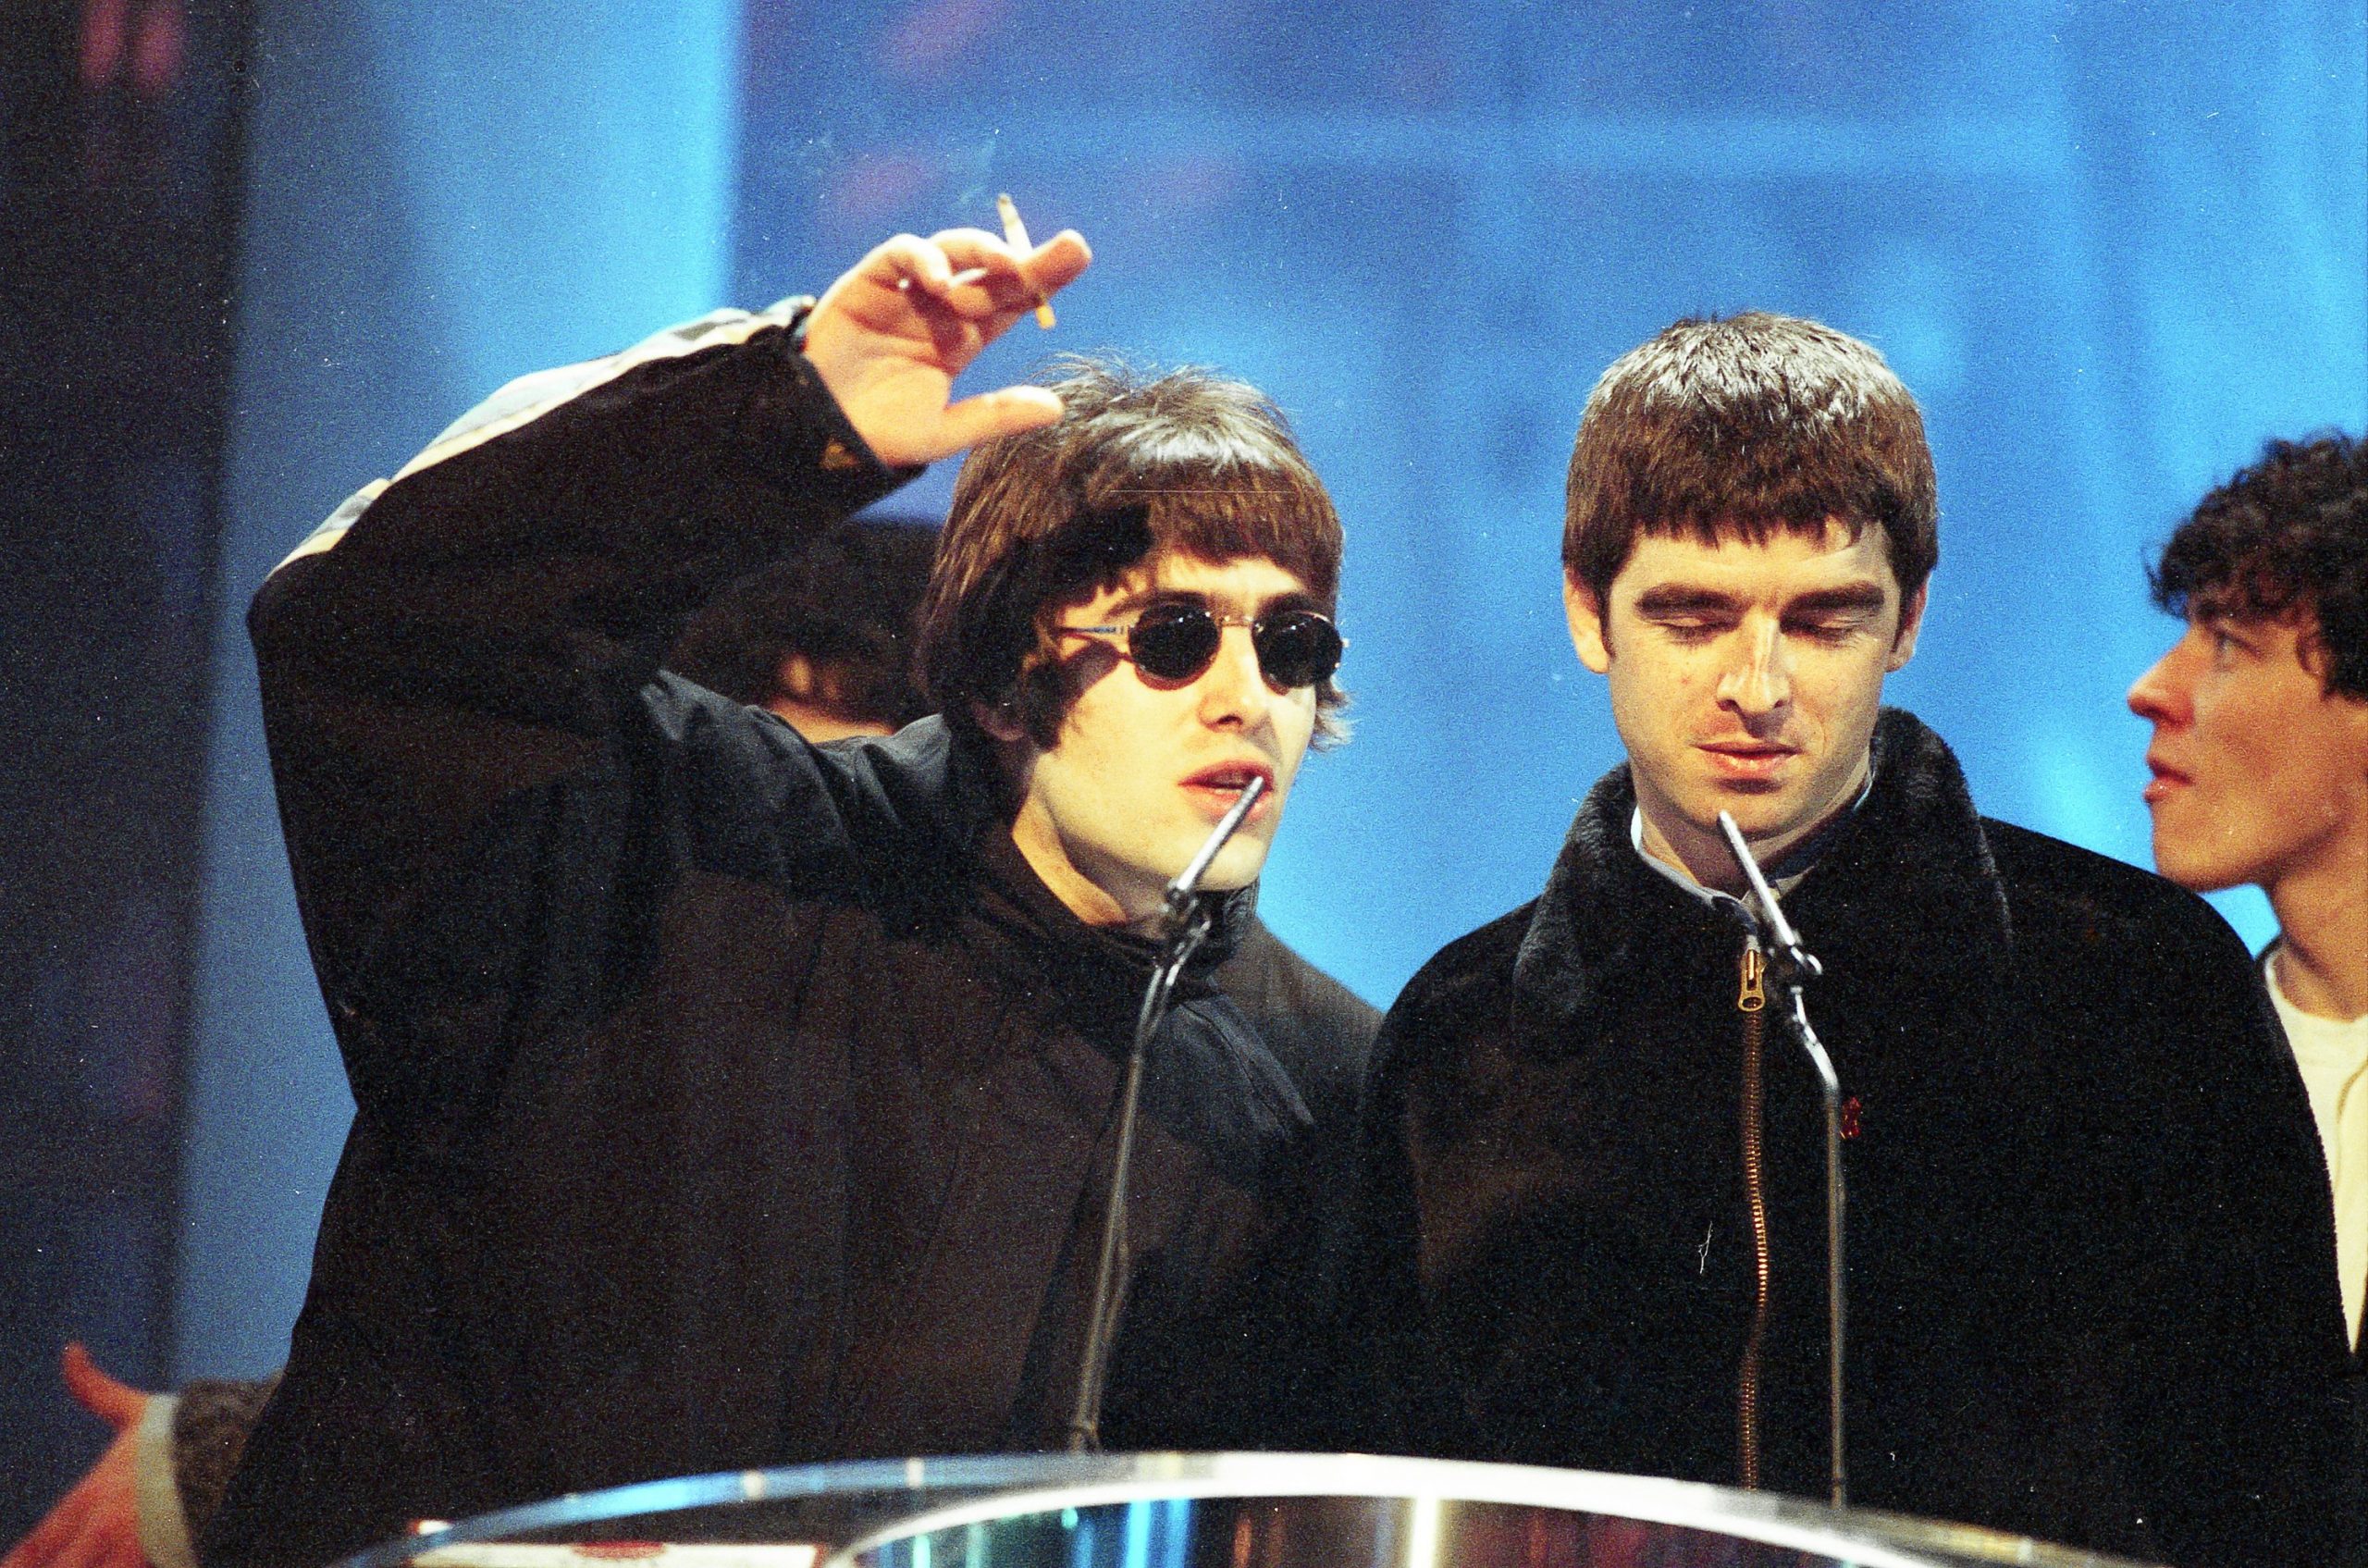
top-left (1886, 582), bottom-right (1929, 673)
top-left (973, 696), bottom-right (1030, 745)
top-left (1564, 573), bottom-right (1612, 673)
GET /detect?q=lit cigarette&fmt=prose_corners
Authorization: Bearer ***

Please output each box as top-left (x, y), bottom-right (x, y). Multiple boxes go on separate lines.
top-left (995, 192), bottom-right (1056, 329)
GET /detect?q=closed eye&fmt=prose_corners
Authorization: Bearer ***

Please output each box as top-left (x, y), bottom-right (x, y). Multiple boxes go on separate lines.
top-left (1786, 617), bottom-right (1873, 644)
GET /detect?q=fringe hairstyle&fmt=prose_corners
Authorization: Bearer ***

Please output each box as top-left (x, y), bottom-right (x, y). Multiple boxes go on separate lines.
top-left (1563, 312), bottom-right (1938, 611)
top-left (919, 355), bottom-right (1347, 749)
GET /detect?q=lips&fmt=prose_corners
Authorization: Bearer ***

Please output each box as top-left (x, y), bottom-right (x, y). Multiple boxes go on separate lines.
top-left (1696, 740), bottom-right (1800, 780)
top-left (2142, 754), bottom-right (2191, 805)
top-left (1181, 759), bottom-right (1277, 817)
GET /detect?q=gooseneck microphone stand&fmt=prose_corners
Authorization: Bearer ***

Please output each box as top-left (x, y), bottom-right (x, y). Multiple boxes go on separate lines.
top-left (1717, 810), bottom-right (1848, 1509)
top-left (1067, 776), bottom-right (1267, 1453)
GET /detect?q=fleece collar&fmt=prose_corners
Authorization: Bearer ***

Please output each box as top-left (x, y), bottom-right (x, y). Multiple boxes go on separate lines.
top-left (1511, 709), bottom-right (2015, 1040)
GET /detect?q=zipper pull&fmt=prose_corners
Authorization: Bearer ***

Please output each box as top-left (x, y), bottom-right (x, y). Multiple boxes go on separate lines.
top-left (1738, 934), bottom-right (1766, 1013)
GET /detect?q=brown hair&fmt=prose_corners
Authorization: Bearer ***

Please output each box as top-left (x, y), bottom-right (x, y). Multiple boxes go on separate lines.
top-left (919, 354), bottom-right (1346, 748)
top-left (1563, 312), bottom-right (1938, 610)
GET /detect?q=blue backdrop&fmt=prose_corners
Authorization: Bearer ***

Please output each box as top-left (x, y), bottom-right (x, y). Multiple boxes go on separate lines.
top-left (179, 0), bottom-right (2367, 1378)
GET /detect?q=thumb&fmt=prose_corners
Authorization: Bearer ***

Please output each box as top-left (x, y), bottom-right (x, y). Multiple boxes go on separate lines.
top-left (61, 1343), bottom-right (149, 1432)
top-left (916, 386), bottom-right (1065, 463)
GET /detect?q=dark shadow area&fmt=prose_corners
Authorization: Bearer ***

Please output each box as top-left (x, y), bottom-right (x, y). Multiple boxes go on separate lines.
top-left (0, 0), bottom-right (252, 1535)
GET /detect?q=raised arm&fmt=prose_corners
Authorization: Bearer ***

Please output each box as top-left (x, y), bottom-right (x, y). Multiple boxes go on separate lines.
top-left (250, 228), bottom-right (1087, 1120)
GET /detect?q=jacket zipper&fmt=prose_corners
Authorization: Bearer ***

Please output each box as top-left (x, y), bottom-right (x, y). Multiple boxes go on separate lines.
top-left (1736, 932), bottom-right (1769, 1490)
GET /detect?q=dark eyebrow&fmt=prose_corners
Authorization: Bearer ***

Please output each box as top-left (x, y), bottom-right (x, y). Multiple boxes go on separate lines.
top-left (1632, 586), bottom-right (1745, 617)
top-left (1105, 586), bottom-right (1325, 620)
top-left (1256, 588), bottom-right (1324, 617)
top-left (1782, 584), bottom-right (1892, 617)
top-left (2189, 599), bottom-right (2266, 631)
top-left (1095, 586), bottom-right (1206, 621)
top-left (1631, 582), bottom-right (1891, 621)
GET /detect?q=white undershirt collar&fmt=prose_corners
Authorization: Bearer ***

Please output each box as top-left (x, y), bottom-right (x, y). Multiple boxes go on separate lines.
top-left (1627, 768), bottom-right (1875, 931)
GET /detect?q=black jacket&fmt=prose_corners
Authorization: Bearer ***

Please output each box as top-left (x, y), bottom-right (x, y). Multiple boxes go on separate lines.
top-left (204, 315), bottom-right (1375, 1568)
top-left (1345, 710), bottom-right (2348, 1568)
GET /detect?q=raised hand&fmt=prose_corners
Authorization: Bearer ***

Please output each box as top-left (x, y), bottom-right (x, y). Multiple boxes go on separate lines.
top-left (2, 1346), bottom-right (156, 1568)
top-left (800, 226), bottom-right (1092, 468)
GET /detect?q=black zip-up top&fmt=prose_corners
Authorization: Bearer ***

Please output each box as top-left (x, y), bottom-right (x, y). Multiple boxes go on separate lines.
top-left (1343, 710), bottom-right (2349, 1568)
top-left (204, 313), bottom-right (1374, 1568)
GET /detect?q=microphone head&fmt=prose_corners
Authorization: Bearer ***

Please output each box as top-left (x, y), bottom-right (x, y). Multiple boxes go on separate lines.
top-left (1163, 774), bottom-right (1267, 928)
top-left (1715, 810), bottom-right (1812, 967)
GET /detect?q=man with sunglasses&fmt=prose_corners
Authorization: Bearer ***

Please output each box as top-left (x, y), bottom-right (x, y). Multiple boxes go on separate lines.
top-left (1339, 312), bottom-right (2347, 1567)
top-left (6, 531), bottom-right (1369, 1568)
top-left (194, 228), bottom-right (1375, 1568)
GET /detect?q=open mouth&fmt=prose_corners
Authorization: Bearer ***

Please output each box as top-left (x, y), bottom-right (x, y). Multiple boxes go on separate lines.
top-left (1182, 761), bottom-right (1277, 813)
top-left (2142, 758), bottom-right (2190, 803)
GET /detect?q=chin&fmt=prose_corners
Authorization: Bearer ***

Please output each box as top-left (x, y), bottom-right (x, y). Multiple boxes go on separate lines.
top-left (2151, 842), bottom-right (2240, 895)
top-left (1199, 840), bottom-right (1271, 893)
top-left (1695, 793), bottom-right (1799, 836)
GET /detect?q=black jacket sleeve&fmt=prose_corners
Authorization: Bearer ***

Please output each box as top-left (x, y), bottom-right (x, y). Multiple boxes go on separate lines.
top-left (247, 309), bottom-right (913, 1123)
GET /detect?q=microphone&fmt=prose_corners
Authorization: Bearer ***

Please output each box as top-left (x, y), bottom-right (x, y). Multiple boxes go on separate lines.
top-left (1715, 811), bottom-right (1823, 987)
top-left (1163, 776), bottom-right (1266, 934)
top-left (1716, 810), bottom-right (1848, 1509)
top-left (1068, 776), bottom-right (1267, 1452)
top-left (1715, 811), bottom-right (1836, 1101)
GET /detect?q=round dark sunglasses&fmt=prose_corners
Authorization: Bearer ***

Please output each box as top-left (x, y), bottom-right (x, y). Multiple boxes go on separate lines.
top-left (1058, 602), bottom-right (1344, 689)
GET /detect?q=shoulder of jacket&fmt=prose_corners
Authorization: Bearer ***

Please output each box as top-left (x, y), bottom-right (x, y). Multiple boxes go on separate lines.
top-left (1379, 901), bottom-right (1540, 1056)
top-left (1264, 933), bottom-right (1384, 1035)
top-left (1982, 815), bottom-right (2254, 975)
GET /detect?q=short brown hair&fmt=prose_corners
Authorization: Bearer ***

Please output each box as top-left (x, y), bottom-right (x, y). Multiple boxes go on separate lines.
top-left (1563, 312), bottom-right (1939, 609)
top-left (919, 355), bottom-right (1346, 748)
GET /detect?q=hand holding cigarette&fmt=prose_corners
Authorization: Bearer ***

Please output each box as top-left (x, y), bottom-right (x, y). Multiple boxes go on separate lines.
top-left (801, 219), bottom-right (1091, 467)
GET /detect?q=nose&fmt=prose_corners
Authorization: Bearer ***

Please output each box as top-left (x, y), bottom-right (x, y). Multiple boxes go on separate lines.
top-left (1716, 616), bottom-right (1791, 721)
top-left (2128, 640), bottom-right (2192, 725)
top-left (1195, 624), bottom-right (1272, 729)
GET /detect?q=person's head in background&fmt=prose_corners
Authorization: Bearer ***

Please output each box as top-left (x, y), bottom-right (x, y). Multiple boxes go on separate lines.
top-left (2128, 431), bottom-right (2368, 1017)
top-left (668, 516), bottom-right (939, 742)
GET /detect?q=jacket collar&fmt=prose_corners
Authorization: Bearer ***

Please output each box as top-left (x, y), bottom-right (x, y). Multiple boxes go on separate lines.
top-left (969, 821), bottom-right (1252, 1031)
top-left (863, 716), bottom-right (1305, 1166)
top-left (960, 759), bottom-right (1308, 1170)
top-left (1511, 708), bottom-right (2014, 1037)
top-left (868, 714), bottom-right (1257, 988)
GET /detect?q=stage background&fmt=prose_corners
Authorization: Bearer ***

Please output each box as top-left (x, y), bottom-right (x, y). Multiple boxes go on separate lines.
top-left (2, 0), bottom-right (2362, 1536)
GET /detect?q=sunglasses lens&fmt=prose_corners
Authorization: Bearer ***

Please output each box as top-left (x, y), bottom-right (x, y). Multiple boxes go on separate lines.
top-left (1128, 604), bottom-right (1223, 681)
top-left (1253, 611), bottom-right (1344, 687)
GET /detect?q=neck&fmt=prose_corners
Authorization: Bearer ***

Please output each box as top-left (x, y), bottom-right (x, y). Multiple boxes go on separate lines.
top-left (1634, 752), bottom-right (1871, 895)
top-left (1004, 794), bottom-right (1174, 935)
top-left (2267, 841), bottom-right (2368, 1021)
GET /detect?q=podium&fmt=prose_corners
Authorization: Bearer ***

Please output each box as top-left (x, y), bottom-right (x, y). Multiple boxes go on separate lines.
top-left (331, 1453), bottom-right (2154, 1568)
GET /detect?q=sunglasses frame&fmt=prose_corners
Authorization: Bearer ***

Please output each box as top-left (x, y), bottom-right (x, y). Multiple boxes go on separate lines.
top-left (1057, 602), bottom-right (1344, 689)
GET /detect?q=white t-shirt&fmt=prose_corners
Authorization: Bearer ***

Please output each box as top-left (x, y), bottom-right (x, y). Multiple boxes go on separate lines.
top-left (2267, 950), bottom-right (2368, 1351)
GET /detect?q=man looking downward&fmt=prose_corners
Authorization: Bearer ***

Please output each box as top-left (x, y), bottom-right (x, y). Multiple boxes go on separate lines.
top-left (1348, 313), bottom-right (2346, 1568)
